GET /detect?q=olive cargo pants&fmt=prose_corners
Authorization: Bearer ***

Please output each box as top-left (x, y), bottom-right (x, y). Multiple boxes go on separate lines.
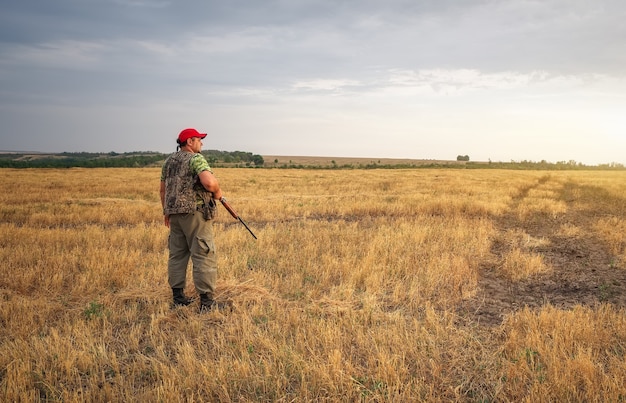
top-left (167, 211), bottom-right (217, 297)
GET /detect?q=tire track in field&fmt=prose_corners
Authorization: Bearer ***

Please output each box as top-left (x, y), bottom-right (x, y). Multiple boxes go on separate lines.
top-left (457, 174), bottom-right (626, 326)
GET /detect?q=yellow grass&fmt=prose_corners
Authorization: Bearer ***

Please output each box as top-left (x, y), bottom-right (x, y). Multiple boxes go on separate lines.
top-left (1, 167), bottom-right (626, 401)
top-left (595, 217), bottom-right (626, 266)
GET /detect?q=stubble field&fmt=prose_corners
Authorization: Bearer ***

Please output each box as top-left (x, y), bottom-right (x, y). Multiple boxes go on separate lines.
top-left (1, 167), bottom-right (625, 401)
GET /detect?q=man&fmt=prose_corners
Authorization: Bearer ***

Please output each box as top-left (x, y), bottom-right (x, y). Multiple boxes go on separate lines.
top-left (160, 128), bottom-right (224, 312)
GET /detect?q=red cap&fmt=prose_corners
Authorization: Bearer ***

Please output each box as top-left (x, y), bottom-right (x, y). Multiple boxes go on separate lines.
top-left (177, 128), bottom-right (207, 143)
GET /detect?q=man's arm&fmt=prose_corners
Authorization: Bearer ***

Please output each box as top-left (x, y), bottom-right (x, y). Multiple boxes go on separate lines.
top-left (198, 170), bottom-right (223, 200)
top-left (160, 180), bottom-right (166, 207)
top-left (160, 180), bottom-right (169, 227)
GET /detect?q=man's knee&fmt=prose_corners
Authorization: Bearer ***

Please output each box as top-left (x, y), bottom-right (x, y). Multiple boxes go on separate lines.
top-left (195, 236), bottom-right (216, 256)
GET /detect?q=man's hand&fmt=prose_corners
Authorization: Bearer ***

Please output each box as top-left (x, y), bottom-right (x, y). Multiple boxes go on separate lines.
top-left (164, 215), bottom-right (170, 228)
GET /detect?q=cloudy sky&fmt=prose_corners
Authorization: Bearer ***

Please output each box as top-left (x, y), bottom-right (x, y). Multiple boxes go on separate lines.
top-left (1, 0), bottom-right (625, 164)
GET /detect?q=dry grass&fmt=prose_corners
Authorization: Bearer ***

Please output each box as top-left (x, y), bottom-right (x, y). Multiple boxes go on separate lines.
top-left (1, 167), bottom-right (626, 401)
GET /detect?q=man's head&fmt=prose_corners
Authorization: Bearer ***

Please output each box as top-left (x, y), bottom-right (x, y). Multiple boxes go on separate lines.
top-left (178, 128), bottom-right (207, 144)
top-left (177, 128), bottom-right (207, 152)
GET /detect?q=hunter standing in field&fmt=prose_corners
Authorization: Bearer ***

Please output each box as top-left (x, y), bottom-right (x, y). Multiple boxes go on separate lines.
top-left (160, 128), bottom-right (225, 312)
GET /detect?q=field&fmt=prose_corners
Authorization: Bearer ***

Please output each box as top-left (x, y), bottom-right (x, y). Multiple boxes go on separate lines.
top-left (262, 155), bottom-right (466, 167)
top-left (1, 167), bottom-right (626, 401)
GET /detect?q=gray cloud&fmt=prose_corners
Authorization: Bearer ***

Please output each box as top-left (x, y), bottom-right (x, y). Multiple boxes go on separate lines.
top-left (0, 0), bottom-right (625, 163)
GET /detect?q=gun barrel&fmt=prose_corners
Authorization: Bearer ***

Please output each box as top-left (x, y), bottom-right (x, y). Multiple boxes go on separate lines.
top-left (220, 198), bottom-right (257, 240)
top-left (238, 217), bottom-right (258, 239)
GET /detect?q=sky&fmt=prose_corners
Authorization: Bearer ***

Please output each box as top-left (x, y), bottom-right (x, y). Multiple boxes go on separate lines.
top-left (0, 0), bottom-right (625, 165)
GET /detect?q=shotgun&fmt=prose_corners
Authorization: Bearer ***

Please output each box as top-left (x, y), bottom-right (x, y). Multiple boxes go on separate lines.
top-left (219, 197), bottom-right (257, 240)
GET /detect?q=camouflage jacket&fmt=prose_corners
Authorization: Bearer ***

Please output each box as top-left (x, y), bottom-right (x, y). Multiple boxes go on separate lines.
top-left (161, 151), bottom-right (215, 217)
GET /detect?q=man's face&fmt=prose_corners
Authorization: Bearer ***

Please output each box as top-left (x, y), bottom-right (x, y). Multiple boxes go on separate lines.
top-left (189, 137), bottom-right (203, 153)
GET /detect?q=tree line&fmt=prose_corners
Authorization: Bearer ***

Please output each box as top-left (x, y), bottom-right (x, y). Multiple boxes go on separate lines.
top-left (0, 150), bottom-right (265, 168)
top-left (0, 151), bottom-right (623, 170)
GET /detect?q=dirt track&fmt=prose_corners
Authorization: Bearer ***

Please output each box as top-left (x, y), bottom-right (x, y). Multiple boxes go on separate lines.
top-left (458, 175), bottom-right (626, 326)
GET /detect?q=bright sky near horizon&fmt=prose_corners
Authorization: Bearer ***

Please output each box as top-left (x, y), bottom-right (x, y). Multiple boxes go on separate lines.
top-left (1, 0), bottom-right (625, 165)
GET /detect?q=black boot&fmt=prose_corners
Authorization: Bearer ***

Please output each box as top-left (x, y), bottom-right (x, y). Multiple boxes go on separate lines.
top-left (199, 293), bottom-right (215, 312)
top-left (199, 294), bottom-right (233, 313)
top-left (172, 288), bottom-right (192, 307)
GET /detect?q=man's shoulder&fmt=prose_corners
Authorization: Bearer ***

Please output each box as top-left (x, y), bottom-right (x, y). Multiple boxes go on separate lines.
top-left (190, 153), bottom-right (207, 162)
top-left (190, 153), bottom-right (212, 174)
top-left (163, 151), bottom-right (188, 162)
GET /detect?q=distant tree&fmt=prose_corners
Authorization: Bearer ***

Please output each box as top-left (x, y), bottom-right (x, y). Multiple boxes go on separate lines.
top-left (456, 155), bottom-right (470, 162)
top-left (252, 154), bottom-right (264, 166)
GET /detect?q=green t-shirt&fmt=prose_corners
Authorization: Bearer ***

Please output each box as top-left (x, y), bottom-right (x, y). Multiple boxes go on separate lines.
top-left (190, 153), bottom-right (212, 176)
